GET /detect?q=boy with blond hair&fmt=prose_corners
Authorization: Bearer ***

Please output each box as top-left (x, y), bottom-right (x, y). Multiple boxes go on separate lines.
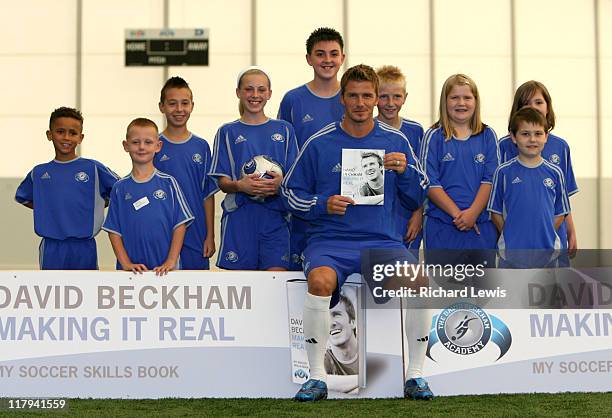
top-left (103, 118), bottom-right (193, 274)
top-left (376, 65), bottom-right (424, 253)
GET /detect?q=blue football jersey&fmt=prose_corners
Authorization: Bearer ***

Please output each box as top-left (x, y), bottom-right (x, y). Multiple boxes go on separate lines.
top-left (154, 133), bottom-right (218, 254)
top-left (102, 170), bottom-right (194, 269)
top-left (277, 84), bottom-right (344, 149)
top-left (487, 158), bottom-right (570, 250)
top-left (15, 157), bottom-right (119, 240)
top-left (420, 126), bottom-right (500, 224)
top-left (209, 118), bottom-right (299, 212)
top-left (281, 120), bottom-right (428, 244)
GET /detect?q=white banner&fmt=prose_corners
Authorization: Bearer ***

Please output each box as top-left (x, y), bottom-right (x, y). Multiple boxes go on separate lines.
top-left (0, 271), bottom-right (610, 397)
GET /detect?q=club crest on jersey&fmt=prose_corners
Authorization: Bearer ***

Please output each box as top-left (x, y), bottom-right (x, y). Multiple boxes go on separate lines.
top-left (426, 302), bottom-right (512, 361)
top-left (192, 153), bottom-right (203, 164)
top-left (153, 189), bottom-right (167, 200)
top-left (225, 251), bottom-right (238, 263)
top-left (75, 172), bottom-right (89, 182)
top-left (549, 154), bottom-right (560, 164)
top-left (543, 178), bottom-right (555, 189)
top-left (474, 153), bottom-right (485, 163)
top-left (271, 133), bottom-right (285, 143)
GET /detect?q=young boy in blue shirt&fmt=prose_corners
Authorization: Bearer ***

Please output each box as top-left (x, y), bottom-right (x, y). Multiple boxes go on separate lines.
top-left (15, 107), bottom-right (119, 270)
top-left (375, 65), bottom-right (425, 254)
top-left (155, 76), bottom-right (217, 270)
top-left (103, 118), bottom-right (193, 275)
top-left (487, 108), bottom-right (570, 268)
top-left (277, 27), bottom-right (346, 270)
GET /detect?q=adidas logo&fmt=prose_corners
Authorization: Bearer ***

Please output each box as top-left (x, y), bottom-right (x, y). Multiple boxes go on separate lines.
top-left (442, 153), bottom-right (455, 162)
top-left (305, 338), bottom-right (318, 344)
top-left (40, 172), bottom-right (51, 180)
top-left (159, 154), bottom-right (170, 162)
top-left (331, 163), bottom-right (342, 173)
top-left (512, 176), bottom-right (522, 184)
top-left (417, 335), bottom-right (429, 342)
top-left (235, 135), bottom-right (247, 144)
top-left (125, 192), bottom-right (132, 200)
top-left (302, 114), bottom-right (313, 123)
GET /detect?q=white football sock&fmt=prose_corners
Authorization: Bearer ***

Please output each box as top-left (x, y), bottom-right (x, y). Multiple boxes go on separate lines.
top-left (405, 308), bottom-right (432, 379)
top-left (303, 292), bottom-right (332, 382)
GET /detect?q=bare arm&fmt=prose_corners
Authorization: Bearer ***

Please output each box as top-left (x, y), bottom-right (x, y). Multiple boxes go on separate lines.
top-left (218, 175), bottom-right (277, 197)
top-left (565, 212), bottom-right (577, 255)
top-left (154, 224), bottom-right (187, 276)
top-left (491, 213), bottom-right (504, 234)
top-left (427, 188), bottom-right (461, 219)
top-left (108, 232), bottom-right (148, 274)
top-left (554, 215), bottom-right (565, 232)
top-left (454, 184), bottom-right (492, 232)
top-left (203, 196), bottom-right (216, 258)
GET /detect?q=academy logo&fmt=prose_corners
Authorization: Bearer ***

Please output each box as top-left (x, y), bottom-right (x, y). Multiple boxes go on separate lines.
top-left (512, 176), bottom-right (522, 184)
top-left (294, 369), bottom-right (309, 380)
top-left (225, 251), bottom-right (238, 263)
top-left (427, 302), bottom-right (512, 361)
top-left (543, 178), bottom-right (555, 189)
top-left (331, 163), bottom-right (342, 173)
top-left (302, 114), bottom-right (314, 123)
top-left (75, 172), bottom-right (89, 182)
top-left (474, 153), bottom-right (485, 163)
top-left (40, 172), bottom-right (51, 180)
top-left (159, 154), bottom-right (170, 162)
top-left (442, 153), bottom-right (455, 162)
top-left (271, 133), bottom-right (285, 142)
top-left (192, 153), bottom-right (203, 164)
top-left (124, 192), bottom-right (132, 200)
top-left (235, 135), bottom-right (247, 144)
top-left (153, 189), bottom-right (167, 200)
top-left (549, 154), bottom-right (560, 164)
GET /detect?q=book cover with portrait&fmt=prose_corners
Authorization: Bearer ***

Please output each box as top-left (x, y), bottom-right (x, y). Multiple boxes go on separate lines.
top-left (287, 280), bottom-right (365, 394)
top-left (341, 149), bottom-right (385, 205)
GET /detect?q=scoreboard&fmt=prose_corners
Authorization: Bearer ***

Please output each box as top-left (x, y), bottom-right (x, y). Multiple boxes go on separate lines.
top-left (125, 28), bottom-right (209, 66)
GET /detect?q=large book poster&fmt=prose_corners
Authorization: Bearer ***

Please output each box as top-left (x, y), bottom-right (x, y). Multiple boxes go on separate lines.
top-left (287, 280), bottom-right (365, 394)
top-left (341, 149), bottom-right (385, 205)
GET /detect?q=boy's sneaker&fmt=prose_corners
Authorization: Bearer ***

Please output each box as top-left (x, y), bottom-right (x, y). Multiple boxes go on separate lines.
top-left (294, 379), bottom-right (328, 402)
top-left (404, 377), bottom-right (434, 400)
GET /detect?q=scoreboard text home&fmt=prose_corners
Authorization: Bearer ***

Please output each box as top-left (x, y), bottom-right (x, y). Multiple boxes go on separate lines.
top-left (125, 29), bottom-right (209, 66)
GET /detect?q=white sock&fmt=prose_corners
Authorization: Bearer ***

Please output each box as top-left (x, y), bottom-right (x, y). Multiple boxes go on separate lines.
top-left (303, 292), bottom-right (332, 382)
top-left (405, 308), bottom-right (432, 379)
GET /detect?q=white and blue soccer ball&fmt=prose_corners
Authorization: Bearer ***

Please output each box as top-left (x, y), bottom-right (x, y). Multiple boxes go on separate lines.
top-left (241, 155), bottom-right (283, 179)
top-left (241, 155), bottom-right (283, 201)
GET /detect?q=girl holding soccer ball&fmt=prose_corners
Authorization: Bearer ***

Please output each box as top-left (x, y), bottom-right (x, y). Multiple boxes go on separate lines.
top-left (210, 67), bottom-right (299, 270)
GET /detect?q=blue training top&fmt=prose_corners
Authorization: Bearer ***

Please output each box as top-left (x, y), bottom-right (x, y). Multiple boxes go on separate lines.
top-left (209, 118), bottom-right (298, 213)
top-left (281, 120), bottom-right (428, 244)
top-left (420, 126), bottom-right (500, 224)
top-left (487, 157), bottom-right (570, 250)
top-left (15, 157), bottom-right (119, 240)
top-left (102, 170), bottom-right (194, 269)
top-left (278, 84), bottom-right (344, 149)
top-left (154, 133), bottom-right (218, 254)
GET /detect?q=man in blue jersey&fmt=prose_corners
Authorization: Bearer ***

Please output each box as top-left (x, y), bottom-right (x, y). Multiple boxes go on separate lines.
top-left (103, 118), bottom-right (193, 274)
top-left (488, 108), bottom-right (570, 268)
top-left (15, 107), bottom-right (119, 270)
top-left (155, 77), bottom-right (217, 270)
top-left (282, 64), bottom-right (433, 401)
top-left (278, 27), bottom-right (346, 270)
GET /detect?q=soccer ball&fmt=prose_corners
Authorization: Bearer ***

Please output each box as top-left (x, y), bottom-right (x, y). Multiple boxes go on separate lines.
top-left (241, 155), bottom-right (283, 201)
top-left (241, 155), bottom-right (283, 179)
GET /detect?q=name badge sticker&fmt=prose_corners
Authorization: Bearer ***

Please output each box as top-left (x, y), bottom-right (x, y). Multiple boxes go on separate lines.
top-left (133, 196), bottom-right (150, 211)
